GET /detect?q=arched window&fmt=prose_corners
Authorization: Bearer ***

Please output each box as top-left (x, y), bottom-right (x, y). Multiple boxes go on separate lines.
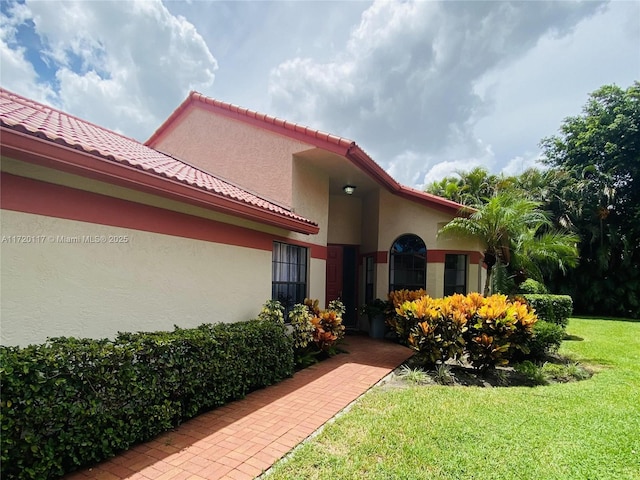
top-left (389, 234), bottom-right (426, 292)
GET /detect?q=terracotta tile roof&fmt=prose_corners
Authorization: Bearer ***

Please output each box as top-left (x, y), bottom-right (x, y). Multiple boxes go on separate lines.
top-left (0, 88), bottom-right (317, 228)
top-left (147, 91), bottom-right (467, 215)
top-left (146, 92), bottom-right (356, 153)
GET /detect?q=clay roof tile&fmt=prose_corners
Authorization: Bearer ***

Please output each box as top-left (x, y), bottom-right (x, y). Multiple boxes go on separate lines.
top-left (0, 88), bottom-right (316, 228)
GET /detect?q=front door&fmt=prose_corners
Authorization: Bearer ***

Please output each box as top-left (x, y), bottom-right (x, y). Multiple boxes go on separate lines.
top-left (326, 245), bottom-right (358, 328)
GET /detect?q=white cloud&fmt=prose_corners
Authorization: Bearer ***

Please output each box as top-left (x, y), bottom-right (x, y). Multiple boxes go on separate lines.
top-left (268, 0), bottom-right (606, 186)
top-left (0, 1), bottom-right (55, 102)
top-left (421, 138), bottom-right (497, 186)
top-left (473, 1), bottom-right (639, 169)
top-left (423, 160), bottom-right (483, 187)
top-left (2, 0), bottom-right (636, 189)
top-left (500, 154), bottom-right (547, 178)
top-left (2, 0), bottom-right (217, 140)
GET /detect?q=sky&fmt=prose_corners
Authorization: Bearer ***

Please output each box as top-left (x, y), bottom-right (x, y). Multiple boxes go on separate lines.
top-left (1, 0), bottom-right (638, 188)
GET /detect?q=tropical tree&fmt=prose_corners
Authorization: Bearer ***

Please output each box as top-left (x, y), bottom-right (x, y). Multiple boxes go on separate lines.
top-left (438, 192), bottom-right (579, 296)
top-left (540, 82), bottom-right (640, 317)
top-left (426, 167), bottom-right (524, 206)
top-left (510, 229), bottom-right (581, 283)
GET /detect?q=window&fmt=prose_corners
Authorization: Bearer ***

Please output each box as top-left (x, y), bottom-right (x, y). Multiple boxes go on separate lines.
top-left (444, 254), bottom-right (467, 296)
top-left (364, 255), bottom-right (375, 304)
top-left (272, 242), bottom-right (308, 313)
top-left (389, 234), bottom-right (426, 292)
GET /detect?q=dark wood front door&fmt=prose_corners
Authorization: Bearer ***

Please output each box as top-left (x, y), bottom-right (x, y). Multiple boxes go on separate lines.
top-left (326, 245), bottom-right (358, 328)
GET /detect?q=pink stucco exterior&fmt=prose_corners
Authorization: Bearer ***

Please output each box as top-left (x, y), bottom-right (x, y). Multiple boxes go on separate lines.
top-left (1, 88), bottom-right (485, 344)
top-left (150, 92), bottom-right (485, 329)
top-left (151, 105), bottom-right (314, 208)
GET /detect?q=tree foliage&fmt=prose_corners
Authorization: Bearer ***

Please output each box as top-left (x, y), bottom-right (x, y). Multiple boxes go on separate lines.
top-left (429, 82), bottom-right (639, 318)
top-left (438, 192), bottom-right (578, 296)
top-left (541, 82), bottom-right (640, 318)
top-left (426, 167), bottom-right (515, 205)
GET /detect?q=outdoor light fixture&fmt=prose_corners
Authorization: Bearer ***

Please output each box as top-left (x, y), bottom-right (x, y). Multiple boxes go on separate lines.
top-left (343, 185), bottom-right (356, 195)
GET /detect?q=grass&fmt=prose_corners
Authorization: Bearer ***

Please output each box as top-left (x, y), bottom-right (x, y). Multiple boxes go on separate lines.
top-left (265, 318), bottom-right (640, 479)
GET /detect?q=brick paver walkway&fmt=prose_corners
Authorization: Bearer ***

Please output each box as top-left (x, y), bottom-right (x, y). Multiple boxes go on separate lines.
top-left (64, 335), bottom-right (412, 480)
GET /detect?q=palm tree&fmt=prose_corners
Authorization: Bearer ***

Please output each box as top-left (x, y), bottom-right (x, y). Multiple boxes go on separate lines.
top-left (511, 229), bottom-right (580, 282)
top-left (438, 192), bottom-right (579, 296)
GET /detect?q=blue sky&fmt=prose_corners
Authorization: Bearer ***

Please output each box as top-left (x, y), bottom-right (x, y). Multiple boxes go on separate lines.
top-left (1, 0), bottom-right (638, 188)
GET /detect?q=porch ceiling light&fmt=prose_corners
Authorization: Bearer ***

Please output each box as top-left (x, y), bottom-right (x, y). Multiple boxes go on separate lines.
top-left (343, 185), bottom-right (356, 195)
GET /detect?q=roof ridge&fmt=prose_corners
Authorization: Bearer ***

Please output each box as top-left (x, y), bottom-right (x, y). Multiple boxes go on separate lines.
top-left (0, 88), bottom-right (143, 144)
top-left (144, 90), bottom-right (466, 215)
top-left (0, 87), bottom-right (318, 230)
top-left (146, 90), bottom-right (356, 152)
top-left (189, 91), bottom-right (356, 148)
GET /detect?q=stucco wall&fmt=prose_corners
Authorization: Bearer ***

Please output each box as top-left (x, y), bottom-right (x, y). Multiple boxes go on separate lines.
top-left (0, 211), bottom-right (272, 346)
top-left (308, 257), bottom-right (326, 307)
top-left (289, 159), bottom-right (329, 305)
top-left (361, 190), bottom-right (380, 254)
top-left (327, 194), bottom-right (362, 245)
top-left (290, 158), bottom-right (329, 246)
top-left (375, 189), bottom-right (483, 297)
top-left (1, 157), bottom-right (294, 238)
top-left (152, 107), bottom-right (313, 208)
top-left (378, 190), bottom-right (477, 251)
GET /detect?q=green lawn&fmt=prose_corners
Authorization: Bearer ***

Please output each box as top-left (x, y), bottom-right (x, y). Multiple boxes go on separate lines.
top-left (266, 318), bottom-right (640, 479)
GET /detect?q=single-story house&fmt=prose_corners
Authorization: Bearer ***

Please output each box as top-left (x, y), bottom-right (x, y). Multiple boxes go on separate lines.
top-left (0, 88), bottom-right (484, 346)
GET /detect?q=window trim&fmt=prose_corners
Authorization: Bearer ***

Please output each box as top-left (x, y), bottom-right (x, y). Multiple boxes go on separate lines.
top-left (389, 234), bottom-right (427, 292)
top-left (272, 241), bottom-right (308, 314)
top-left (444, 253), bottom-right (468, 296)
top-left (364, 255), bottom-right (375, 304)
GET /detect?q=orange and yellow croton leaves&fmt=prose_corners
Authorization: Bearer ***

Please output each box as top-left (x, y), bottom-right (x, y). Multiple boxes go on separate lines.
top-left (392, 291), bottom-right (539, 369)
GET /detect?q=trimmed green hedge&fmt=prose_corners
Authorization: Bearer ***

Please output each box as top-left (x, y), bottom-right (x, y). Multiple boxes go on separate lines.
top-left (526, 320), bottom-right (566, 359)
top-left (0, 320), bottom-right (293, 480)
top-left (518, 279), bottom-right (548, 294)
top-left (522, 294), bottom-right (573, 328)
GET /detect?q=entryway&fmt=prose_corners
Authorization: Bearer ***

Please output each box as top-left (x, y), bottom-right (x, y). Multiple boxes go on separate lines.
top-left (326, 244), bottom-right (358, 329)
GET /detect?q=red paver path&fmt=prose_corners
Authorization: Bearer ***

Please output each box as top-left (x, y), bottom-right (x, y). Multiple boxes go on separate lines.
top-left (63, 335), bottom-right (412, 480)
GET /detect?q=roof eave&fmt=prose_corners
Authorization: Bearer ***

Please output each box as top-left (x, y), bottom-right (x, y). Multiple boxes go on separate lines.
top-left (147, 91), bottom-right (470, 217)
top-left (346, 144), bottom-right (468, 215)
top-left (1, 127), bottom-right (319, 235)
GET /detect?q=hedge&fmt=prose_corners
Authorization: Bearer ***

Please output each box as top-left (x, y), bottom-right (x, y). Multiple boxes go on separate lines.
top-left (526, 320), bottom-right (566, 359)
top-left (522, 294), bottom-right (573, 328)
top-left (0, 320), bottom-right (294, 480)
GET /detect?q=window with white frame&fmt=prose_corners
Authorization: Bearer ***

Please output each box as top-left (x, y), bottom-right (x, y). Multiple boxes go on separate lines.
top-left (272, 242), bottom-right (308, 313)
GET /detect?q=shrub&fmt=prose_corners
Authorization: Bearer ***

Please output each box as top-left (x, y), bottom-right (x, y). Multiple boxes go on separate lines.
top-left (522, 294), bottom-right (573, 327)
top-left (258, 299), bottom-right (285, 323)
top-left (525, 320), bottom-right (566, 359)
top-left (303, 298), bottom-right (346, 353)
top-left (399, 293), bottom-right (538, 371)
top-left (311, 310), bottom-right (344, 352)
top-left (288, 299), bottom-right (346, 368)
top-left (289, 303), bottom-right (315, 349)
top-left (518, 279), bottom-right (548, 294)
top-left (465, 294), bottom-right (538, 371)
top-left (402, 295), bottom-right (469, 365)
top-left (288, 303), bottom-right (318, 369)
top-left (541, 362), bottom-right (592, 382)
top-left (361, 298), bottom-right (389, 318)
top-left (388, 289), bottom-right (427, 308)
top-left (0, 320), bottom-right (293, 480)
top-left (514, 360), bottom-right (547, 385)
top-left (433, 364), bottom-right (454, 385)
top-left (396, 365), bottom-right (430, 385)
top-left (386, 289), bottom-right (427, 343)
